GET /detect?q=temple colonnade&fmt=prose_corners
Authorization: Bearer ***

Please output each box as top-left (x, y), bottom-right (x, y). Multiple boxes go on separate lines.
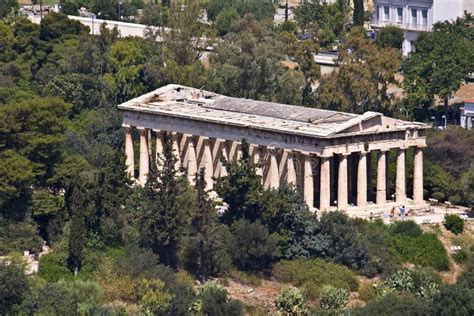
top-left (124, 125), bottom-right (424, 211)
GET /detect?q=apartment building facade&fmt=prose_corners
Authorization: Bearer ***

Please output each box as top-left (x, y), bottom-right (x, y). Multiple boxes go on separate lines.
top-left (371, 0), bottom-right (473, 56)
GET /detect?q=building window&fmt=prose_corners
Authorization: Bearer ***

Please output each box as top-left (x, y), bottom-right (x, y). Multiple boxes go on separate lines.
top-left (397, 7), bottom-right (403, 23)
top-left (411, 9), bottom-right (417, 25)
top-left (422, 10), bottom-right (428, 26)
top-left (384, 6), bottom-right (390, 21)
top-left (410, 41), bottom-right (416, 52)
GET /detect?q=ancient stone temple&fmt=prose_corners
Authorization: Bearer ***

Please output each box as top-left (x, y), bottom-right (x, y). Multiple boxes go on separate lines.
top-left (118, 84), bottom-right (428, 213)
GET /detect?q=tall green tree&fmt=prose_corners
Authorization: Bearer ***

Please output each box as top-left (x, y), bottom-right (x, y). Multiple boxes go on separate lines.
top-left (215, 139), bottom-right (266, 225)
top-left (403, 15), bottom-right (474, 118)
top-left (0, 0), bottom-right (18, 19)
top-left (353, 0), bottom-right (364, 26)
top-left (139, 132), bottom-right (192, 268)
top-left (185, 169), bottom-right (232, 280)
top-left (67, 175), bottom-right (93, 273)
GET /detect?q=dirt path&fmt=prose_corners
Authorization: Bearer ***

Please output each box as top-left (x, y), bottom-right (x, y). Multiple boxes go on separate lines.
top-left (224, 279), bottom-right (285, 314)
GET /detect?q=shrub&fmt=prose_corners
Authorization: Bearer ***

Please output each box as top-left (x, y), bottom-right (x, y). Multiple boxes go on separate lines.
top-left (0, 261), bottom-right (29, 315)
top-left (0, 219), bottom-right (43, 256)
top-left (190, 281), bottom-right (243, 316)
top-left (444, 214), bottom-right (464, 235)
top-left (230, 220), bottom-right (278, 271)
top-left (275, 287), bottom-right (307, 315)
top-left (432, 191), bottom-right (445, 201)
top-left (358, 282), bottom-right (377, 303)
top-left (458, 258), bottom-right (474, 288)
top-left (38, 253), bottom-right (73, 282)
top-left (431, 284), bottom-right (474, 315)
top-left (391, 221), bottom-right (422, 237)
top-left (452, 249), bottom-right (469, 264)
top-left (319, 285), bottom-right (349, 312)
top-left (386, 233), bottom-right (450, 271)
top-left (352, 293), bottom-right (431, 315)
top-left (379, 269), bottom-right (440, 300)
top-left (272, 259), bottom-right (358, 300)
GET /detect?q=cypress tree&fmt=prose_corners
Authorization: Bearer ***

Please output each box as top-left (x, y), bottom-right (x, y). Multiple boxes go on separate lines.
top-left (353, 0), bottom-right (365, 26)
top-left (67, 177), bottom-right (92, 274)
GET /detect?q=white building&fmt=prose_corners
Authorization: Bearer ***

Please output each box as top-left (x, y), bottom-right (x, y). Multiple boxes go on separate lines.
top-left (371, 0), bottom-right (473, 56)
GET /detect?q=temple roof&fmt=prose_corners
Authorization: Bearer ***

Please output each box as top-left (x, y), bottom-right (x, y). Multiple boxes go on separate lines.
top-left (118, 84), bottom-right (428, 138)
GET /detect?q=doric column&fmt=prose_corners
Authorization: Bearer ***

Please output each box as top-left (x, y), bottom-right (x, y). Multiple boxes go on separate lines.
top-left (337, 154), bottom-right (348, 210)
top-left (124, 125), bottom-right (134, 178)
top-left (376, 150), bottom-right (387, 205)
top-left (199, 137), bottom-right (213, 190)
top-left (396, 148), bottom-right (406, 203)
top-left (286, 152), bottom-right (297, 186)
top-left (413, 147), bottom-right (424, 204)
top-left (154, 130), bottom-right (164, 167)
top-left (212, 139), bottom-right (226, 178)
top-left (320, 156), bottom-right (331, 211)
top-left (186, 138), bottom-right (197, 184)
top-left (264, 148), bottom-right (279, 189)
top-left (303, 153), bottom-right (314, 209)
top-left (171, 132), bottom-right (181, 170)
top-left (253, 146), bottom-right (263, 177)
top-left (138, 127), bottom-right (149, 185)
top-left (357, 151), bottom-right (367, 207)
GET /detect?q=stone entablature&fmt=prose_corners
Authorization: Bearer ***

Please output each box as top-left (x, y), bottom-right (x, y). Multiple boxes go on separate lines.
top-left (118, 84), bottom-right (429, 213)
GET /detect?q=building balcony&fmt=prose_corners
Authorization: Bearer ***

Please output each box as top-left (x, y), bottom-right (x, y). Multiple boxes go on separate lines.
top-left (370, 19), bottom-right (432, 32)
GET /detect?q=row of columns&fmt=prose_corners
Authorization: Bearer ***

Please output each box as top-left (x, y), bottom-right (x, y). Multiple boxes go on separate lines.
top-left (124, 126), bottom-right (424, 211)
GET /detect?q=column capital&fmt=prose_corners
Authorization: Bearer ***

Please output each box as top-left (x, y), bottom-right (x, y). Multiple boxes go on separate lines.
top-left (136, 126), bottom-right (147, 131)
top-left (339, 152), bottom-right (350, 157)
top-left (122, 123), bottom-right (132, 129)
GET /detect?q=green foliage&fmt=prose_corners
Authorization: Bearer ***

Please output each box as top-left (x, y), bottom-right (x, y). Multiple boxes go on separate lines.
top-left (391, 220), bottom-right (422, 237)
top-left (431, 284), bottom-right (474, 316)
top-left (319, 285), bottom-right (349, 312)
top-left (403, 15), bottom-right (474, 113)
top-left (275, 286), bottom-right (307, 315)
top-left (352, 293), bottom-right (431, 316)
top-left (272, 259), bottom-right (358, 299)
top-left (0, 219), bottom-right (43, 255)
top-left (137, 132), bottom-right (193, 268)
top-left (458, 257), bottom-right (474, 289)
top-left (379, 269), bottom-right (440, 300)
top-left (0, 261), bottom-right (29, 315)
top-left (184, 168), bottom-right (232, 279)
top-left (386, 229), bottom-right (449, 271)
top-left (230, 219), bottom-right (278, 271)
top-left (317, 27), bottom-right (401, 114)
top-left (215, 8), bottom-right (240, 36)
top-left (358, 282), bottom-right (377, 303)
top-left (444, 214), bottom-right (464, 235)
top-left (68, 177), bottom-right (93, 273)
top-left (19, 279), bottom-right (103, 315)
top-left (40, 12), bottom-right (89, 41)
top-left (376, 26), bottom-right (404, 49)
top-left (190, 281), bottom-right (243, 316)
top-left (215, 140), bottom-right (265, 224)
top-left (0, 0), bottom-right (18, 18)
top-left (207, 0), bottom-right (275, 22)
top-left (139, 279), bottom-right (173, 315)
top-left (38, 252), bottom-right (72, 282)
top-left (353, 0), bottom-right (364, 26)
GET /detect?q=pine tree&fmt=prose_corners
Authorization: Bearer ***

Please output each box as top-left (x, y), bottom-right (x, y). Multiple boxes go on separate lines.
top-left (353, 0), bottom-right (364, 26)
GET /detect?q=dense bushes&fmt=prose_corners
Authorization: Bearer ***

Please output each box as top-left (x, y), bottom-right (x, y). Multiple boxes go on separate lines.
top-left (0, 219), bottom-right (43, 255)
top-left (272, 259), bottom-right (358, 300)
top-left (0, 261), bottom-right (29, 315)
top-left (352, 293), bottom-right (431, 316)
top-left (385, 221), bottom-right (450, 271)
top-left (444, 214), bottom-right (464, 235)
top-left (275, 287), bottom-right (307, 315)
